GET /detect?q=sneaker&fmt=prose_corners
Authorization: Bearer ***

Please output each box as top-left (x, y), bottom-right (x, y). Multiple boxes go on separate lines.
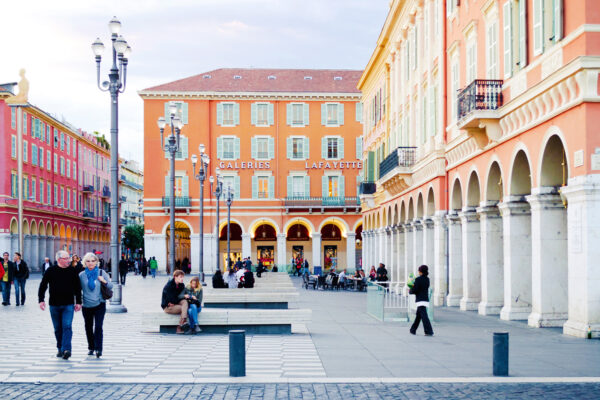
top-left (96, 351), bottom-right (102, 358)
top-left (409, 330), bottom-right (416, 335)
top-left (56, 351), bottom-right (62, 357)
top-left (425, 333), bottom-right (434, 336)
top-left (62, 350), bottom-right (71, 360)
top-left (194, 325), bottom-right (202, 334)
top-left (88, 350), bottom-right (94, 356)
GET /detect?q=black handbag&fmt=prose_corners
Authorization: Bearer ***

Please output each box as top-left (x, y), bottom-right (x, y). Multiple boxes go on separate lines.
top-left (100, 278), bottom-right (113, 300)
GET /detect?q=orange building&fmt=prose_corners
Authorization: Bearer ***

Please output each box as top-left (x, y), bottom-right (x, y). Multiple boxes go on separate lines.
top-left (140, 68), bottom-right (364, 273)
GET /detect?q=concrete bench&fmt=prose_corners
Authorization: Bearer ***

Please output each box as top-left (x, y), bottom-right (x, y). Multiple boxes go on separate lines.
top-left (203, 291), bottom-right (298, 309)
top-left (142, 308), bottom-right (312, 334)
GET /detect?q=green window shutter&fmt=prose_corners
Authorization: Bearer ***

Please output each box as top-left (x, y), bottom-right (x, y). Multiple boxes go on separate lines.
top-left (217, 103), bottom-right (223, 125)
top-left (251, 137), bottom-right (257, 159)
top-left (554, 0), bottom-right (563, 42)
top-left (268, 176), bottom-right (274, 199)
top-left (268, 103), bottom-right (274, 125)
top-left (183, 175), bottom-right (189, 197)
top-left (338, 103), bottom-right (344, 125)
top-left (182, 136), bottom-right (189, 159)
top-left (355, 102), bottom-right (363, 123)
top-left (287, 176), bottom-right (292, 198)
top-left (182, 102), bottom-right (188, 124)
top-left (304, 175), bottom-right (310, 197)
top-left (503, 1), bottom-right (513, 78)
top-left (533, 0), bottom-right (543, 55)
top-left (234, 176), bottom-right (240, 199)
top-left (251, 103), bottom-right (257, 125)
top-left (268, 137), bottom-right (274, 159)
top-left (303, 103), bottom-right (310, 125)
top-left (367, 151), bottom-right (374, 181)
top-left (164, 102), bottom-right (171, 123)
top-left (217, 137), bottom-right (223, 159)
top-left (356, 136), bottom-right (363, 159)
top-left (322, 176), bottom-right (328, 197)
top-left (286, 137), bottom-right (292, 159)
top-left (286, 104), bottom-right (292, 125)
top-left (519, 0), bottom-right (528, 68)
top-left (338, 137), bottom-right (344, 159)
top-left (304, 137), bottom-right (309, 159)
top-left (252, 176), bottom-right (258, 199)
top-left (234, 103), bottom-right (240, 125)
top-left (321, 137), bottom-right (327, 159)
top-left (165, 175), bottom-right (170, 196)
top-left (321, 104), bottom-right (326, 125)
top-left (234, 137), bottom-right (240, 159)
top-left (339, 176), bottom-right (345, 198)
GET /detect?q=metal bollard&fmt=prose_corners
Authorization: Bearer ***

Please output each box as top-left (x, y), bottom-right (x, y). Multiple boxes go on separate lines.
top-left (493, 332), bottom-right (509, 376)
top-left (229, 330), bottom-right (246, 377)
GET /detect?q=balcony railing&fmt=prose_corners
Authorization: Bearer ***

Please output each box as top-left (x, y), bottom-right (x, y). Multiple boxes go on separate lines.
top-left (457, 79), bottom-right (503, 122)
top-left (379, 147), bottom-right (417, 179)
top-left (284, 196), bottom-right (360, 208)
top-left (101, 186), bottom-right (110, 198)
top-left (359, 181), bottom-right (376, 195)
top-left (82, 185), bottom-right (94, 193)
top-left (83, 210), bottom-right (94, 219)
top-left (161, 196), bottom-right (191, 208)
top-left (120, 175), bottom-right (143, 190)
top-left (119, 218), bottom-right (127, 225)
top-left (101, 215), bottom-right (109, 223)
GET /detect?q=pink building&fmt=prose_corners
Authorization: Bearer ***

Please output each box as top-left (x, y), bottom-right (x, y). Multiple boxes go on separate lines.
top-left (0, 84), bottom-right (110, 269)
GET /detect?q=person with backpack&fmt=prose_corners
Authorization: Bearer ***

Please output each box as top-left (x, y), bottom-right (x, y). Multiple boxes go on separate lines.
top-left (149, 257), bottom-right (158, 278)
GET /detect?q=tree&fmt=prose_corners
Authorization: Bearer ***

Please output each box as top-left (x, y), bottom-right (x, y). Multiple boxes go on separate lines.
top-left (123, 224), bottom-right (144, 255)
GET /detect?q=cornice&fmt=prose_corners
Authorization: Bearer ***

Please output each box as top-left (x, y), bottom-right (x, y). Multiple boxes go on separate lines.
top-left (138, 91), bottom-right (361, 101)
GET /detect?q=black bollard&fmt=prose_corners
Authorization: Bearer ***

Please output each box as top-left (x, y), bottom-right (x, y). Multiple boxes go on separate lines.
top-left (229, 330), bottom-right (246, 377)
top-left (493, 332), bottom-right (509, 376)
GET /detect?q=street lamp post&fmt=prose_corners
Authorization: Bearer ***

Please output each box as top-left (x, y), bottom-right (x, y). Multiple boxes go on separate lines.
top-left (191, 145), bottom-right (209, 285)
top-left (92, 16), bottom-right (131, 313)
top-left (209, 170), bottom-right (223, 272)
top-left (225, 185), bottom-right (234, 270)
top-left (157, 105), bottom-right (183, 274)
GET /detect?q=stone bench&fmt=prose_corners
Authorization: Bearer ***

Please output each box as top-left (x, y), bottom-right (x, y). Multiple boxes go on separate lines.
top-left (203, 291), bottom-right (298, 309)
top-left (142, 308), bottom-right (312, 334)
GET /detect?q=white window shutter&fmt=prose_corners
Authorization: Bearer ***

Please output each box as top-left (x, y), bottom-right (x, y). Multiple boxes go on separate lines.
top-left (554, 0), bottom-right (563, 42)
top-left (286, 137), bottom-right (292, 159)
top-left (304, 175), bottom-right (310, 197)
top-left (321, 137), bottom-right (327, 159)
top-left (234, 176), bottom-right (240, 199)
top-left (164, 102), bottom-right (171, 122)
top-left (338, 103), bottom-right (344, 125)
top-left (519, 0), bottom-right (528, 68)
top-left (165, 175), bottom-right (170, 196)
top-left (339, 176), bottom-right (345, 198)
top-left (217, 103), bottom-right (224, 125)
top-left (322, 176), bottom-right (328, 197)
top-left (251, 103), bottom-right (257, 125)
top-left (338, 137), bottom-right (344, 159)
top-left (183, 175), bottom-right (189, 197)
top-left (321, 104), bottom-right (326, 125)
top-left (182, 136), bottom-right (189, 159)
top-left (533, 0), bottom-right (543, 55)
top-left (304, 137), bottom-right (309, 159)
top-left (268, 137), bottom-right (274, 159)
top-left (287, 176), bottom-right (292, 198)
top-left (182, 102), bottom-right (188, 124)
top-left (503, 1), bottom-right (513, 78)
top-left (217, 137), bottom-right (223, 159)
top-left (286, 104), bottom-right (292, 125)
top-left (268, 103), bottom-right (274, 125)
top-left (268, 176), bottom-right (274, 199)
top-left (234, 103), bottom-right (240, 126)
top-left (355, 102), bottom-right (363, 123)
top-left (251, 137), bottom-right (257, 159)
top-left (252, 176), bottom-right (258, 199)
top-left (234, 137), bottom-right (240, 159)
top-left (356, 136), bottom-right (362, 159)
top-left (303, 103), bottom-right (309, 125)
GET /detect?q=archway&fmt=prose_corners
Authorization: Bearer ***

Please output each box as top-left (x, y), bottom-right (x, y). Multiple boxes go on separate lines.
top-left (461, 171), bottom-right (482, 311)
top-left (447, 177), bottom-right (464, 306)
top-left (220, 222), bottom-right (243, 269)
top-left (320, 222), bottom-right (345, 271)
top-left (165, 221), bottom-right (191, 273)
top-left (416, 193), bottom-right (424, 219)
top-left (426, 187), bottom-right (435, 217)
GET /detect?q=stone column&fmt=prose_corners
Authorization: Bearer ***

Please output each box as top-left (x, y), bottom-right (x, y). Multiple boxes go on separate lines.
top-left (385, 227), bottom-right (393, 273)
top-left (459, 208), bottom-right (481, 311)
top-left (276, 233), bottom-right (287, 268)
top-left (241, 233), bottom-right (251, 259)
top-left (190, 233), bottom-right (199, 275)
top-left (23, 235), bottom-right (32, 264)
top-left (446, 213), bottom-right (462, 306)
top-left (46, 236), bottom-right (53, 259)
top-left (390, 226), bottom-right (398, 285)
top-left (432, 211), bottom-right (447, 306)
top-left (361, 231), bottom-right (368, 270)
top-left (32, 236), bottom-right (40, 269)
top-left (403, 223), bottom-right (413, 292)
top-left (144, 234), bottom-right (167, 272)
top-left (395, 225), bottom-right (405, 290)
top-left (10, 234), bottom-right (18, 255)
top-left (312, 232), bottom-right (322, 268)
top-left (477, 203), bottom-right (504, 315)
top-left (562, 175), bottom-right (600, 338)
top-left (203, 233), bottom-right (215, 273)
top-left (527, 190), bottom-right (568, 328)
top-left (378, 228), bottom-right (386, 266)
top-left (412, 219), bottom-right (423, 275)
top-left (499, 199), bottom-right (532, 321)
top-left (346, 232), bottom-right (356, 271)
top-left (422, 217), bottom-right (435, 279)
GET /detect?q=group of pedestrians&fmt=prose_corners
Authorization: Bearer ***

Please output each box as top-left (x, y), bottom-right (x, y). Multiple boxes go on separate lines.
top-left (1, 252), bottom-right (30, 306)
top-left (212, 264), bottom-right (255, 289)
top-left (38, 250), bottom-right (112, 360)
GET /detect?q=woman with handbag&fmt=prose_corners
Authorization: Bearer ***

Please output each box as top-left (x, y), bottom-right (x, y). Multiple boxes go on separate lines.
top-left (79, 252), bottom-right (112, 357)
top-left (184, 277), bottom-right (203, 334)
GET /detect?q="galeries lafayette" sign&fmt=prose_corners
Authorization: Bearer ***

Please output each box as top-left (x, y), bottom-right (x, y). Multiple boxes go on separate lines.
top-left (218, 160), bottom-right (362, 170)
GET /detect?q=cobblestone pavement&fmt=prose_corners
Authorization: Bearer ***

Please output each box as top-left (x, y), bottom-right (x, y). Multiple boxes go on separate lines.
top-left (1, 382), bottom-right (599, 399)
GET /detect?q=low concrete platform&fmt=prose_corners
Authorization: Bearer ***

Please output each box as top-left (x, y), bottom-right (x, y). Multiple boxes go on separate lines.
top-left (202, 290), bottom-right (299, 309)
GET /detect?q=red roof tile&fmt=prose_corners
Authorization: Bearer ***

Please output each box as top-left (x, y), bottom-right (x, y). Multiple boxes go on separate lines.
top-left (143, 68), bottom-right (362, 94)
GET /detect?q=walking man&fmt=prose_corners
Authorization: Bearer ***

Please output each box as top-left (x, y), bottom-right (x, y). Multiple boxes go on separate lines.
top-left (38, 250), bottom-right (82, 359)
top-left (41, 257), bottom-right (52, 276)
top-left (1, 252), bottom-right (15, 305)
top-left (118, 257), bottom-right (128, 285)
top-left (13, 252), bottom-right (29, 306)
top-left (149, 257), bottom-right (158, 278)
top-left (409, 265), bottom-right (434, 336)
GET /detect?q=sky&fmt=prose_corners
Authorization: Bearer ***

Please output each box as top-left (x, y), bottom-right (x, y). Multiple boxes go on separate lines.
top-left (1, 0), bottom-right (390, 166)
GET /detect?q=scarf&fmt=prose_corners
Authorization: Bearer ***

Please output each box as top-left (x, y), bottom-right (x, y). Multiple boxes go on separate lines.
top-left (85, 267), bottom-right (99, 291)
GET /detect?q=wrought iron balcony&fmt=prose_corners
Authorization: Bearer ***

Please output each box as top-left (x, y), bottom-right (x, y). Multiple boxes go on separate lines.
top-left (284, 196), bottom-right (360, 212)
top-left (379, 147), bottom-right (417, 179)
top-left (101, 186), bottom-right (110, 198)
top-left (161, 196), bottom-right (191, 208)
top-left (457, 79), bottom-right (503, 148)
top-left (359, 181), bottom-right (376, 195)
top-left (83, 210), bottom-right (94, 219)
top-left (82, 185), bottom-right (94, 193)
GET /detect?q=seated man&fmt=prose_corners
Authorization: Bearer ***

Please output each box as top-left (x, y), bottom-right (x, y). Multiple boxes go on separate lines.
top-left (161, 270), bottom-right (189, 333)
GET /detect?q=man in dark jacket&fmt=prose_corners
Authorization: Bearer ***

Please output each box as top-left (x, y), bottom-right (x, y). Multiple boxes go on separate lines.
top-left (161, 270), bottom-right (189, 333)
top-left (243, 269), bottom-right (255, 288)
top-left (409, 265), bottom-right (434, 336)
top-left (234, 258), bottom-right (243, 271)
top-left (244, 257), bottom-right (252, 270)
top-left (13, 252), bottom-right (29, 306)
top-left (41, 257), bottom-right (52, 276)
top-left (1, 252), bottom-right (15, 305)
top-left (118, 257), bottom-right (128, 285)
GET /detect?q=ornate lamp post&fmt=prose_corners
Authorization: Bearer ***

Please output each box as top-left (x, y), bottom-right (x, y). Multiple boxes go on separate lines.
top-left (224, 185), bottom-right (234, 270)
top-left (191, 145), bottom-right (210, 285)
top-left (209, 170), bottom-right (223, 272)
top-left (92, 16), bottom-right (131, 313)
top-left (157, 105), bottom-right (183, 274)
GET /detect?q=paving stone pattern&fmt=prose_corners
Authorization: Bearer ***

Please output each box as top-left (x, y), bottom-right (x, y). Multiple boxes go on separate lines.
top-left (1, 382), bottom-right (599, 399)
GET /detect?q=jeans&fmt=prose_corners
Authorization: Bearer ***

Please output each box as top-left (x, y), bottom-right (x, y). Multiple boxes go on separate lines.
top-left (82, 302), bottom-right (106, 352)
top-left (49, 305), bottom-right (75, 352)
top-left (14, 278), bottom-right (26, 305)
top-left (120, 271), bottom-right (127, 285)
top-left (151, 269), bottom-right (156, 278)
top-left (410, 306), bottom-right (434, 335)
top-left (1, 281), bottom-right (11, 304)
top-left (188, 303), bottom-right (201, 327)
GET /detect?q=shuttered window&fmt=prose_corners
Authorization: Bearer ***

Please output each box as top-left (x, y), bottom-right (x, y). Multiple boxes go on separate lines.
top-left (321, 137), bottom-right (344, 159)
top-left (503, 1), bottom-right (513, 78)
top-left (487, 20), bottom-right (499, 79)
top-left (216, 102), bottom-right (239, 126)
top-left (251, 102), bottom-right (274, 126)
top-left (321, 103), bottom-right (344, 127)
top-left (164, 101), bottom-right (189, 125)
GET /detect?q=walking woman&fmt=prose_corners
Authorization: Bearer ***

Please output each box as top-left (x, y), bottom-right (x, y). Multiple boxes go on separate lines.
top-left (409, 265), bottom-right (434, 336)
top-left (184, 276), bottom-right (203, 334)
top-left (79, 252), bottom-right (112, 357)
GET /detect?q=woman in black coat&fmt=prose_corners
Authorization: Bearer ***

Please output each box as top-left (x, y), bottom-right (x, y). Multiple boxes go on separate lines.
top-left (409, 265), bottom-right (434, 336)
top-left (212, 269), bottom-right (226, 288)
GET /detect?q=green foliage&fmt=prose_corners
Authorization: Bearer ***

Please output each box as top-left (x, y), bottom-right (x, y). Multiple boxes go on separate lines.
top-left (123, 224), bottom-right (144, 253)
top-left (94, 131), bottom-right (110, 150)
